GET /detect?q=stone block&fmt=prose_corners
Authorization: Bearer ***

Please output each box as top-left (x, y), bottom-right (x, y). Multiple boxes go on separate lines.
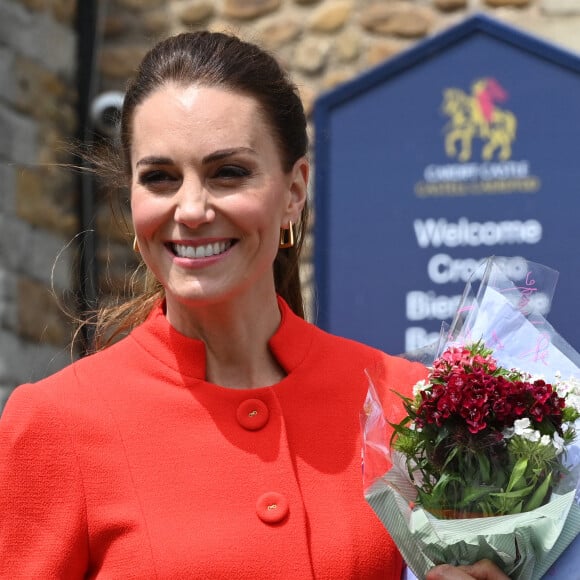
top-left (434, 0), bottom-right (468, 11)
top-left (0, 331), bottom-right (18, 389)
top-left (0, 103), bottom-right (39, 164)
top-left (365, 39), bottom-right (406, 67)
top-left (0, 215), bottom-right (72, 289)
top-left (0, 331), bottom-right (28, 386)
top-left (294, 37), bottom-right (330, 74)
top-left (308, 1), bottom-right (352, 33)
top-left (485, 0), bottom-right (531, 5)
top-left (0, 1), bottom-right (32, 40)
top-left (20, 0), bottom-right (48, 11)
top-left (0, 163), bottom-right (16, 214)
top-left (18, 275), bottom-right (71, 346)
top-left (360, 3), bottom-right (434, 38)
top-left (540, 0), bottom-right (580, 14)
top-left (117, 0), bottom-right (166, 10)
top-left (0, 265), bottom-right (15, 302)
top-left (37, 124), bottom-right (77, 167)
top-left (179, 1), bottom-right (215, 24)
top-left (0, 267), bottom-right (18, 332)
top-left (504, 13), bottom-right (580, 53)
top-left (0, 328), bottom-right (74, 386)
top-left (104, 15), bottom-right (129, 38)
top-left (143, 9), bottom-right (171, 34)
top-left (53, 0), bottom-right (76, 24)
top-left (13, 56), bottom-right (77, 130)
top-left (99, 45), bottom-right (150, 79)
top-left (257, 17), bottom-right (302, 50)
top-left (0, 47), bottom-right (17, 104)
top-left (0, 386), bottom-right (12, 413)
top-left (322, 68), bottom-right (354, 90)
top-left (16, 165), bottom-right (78, 236)
top-left (334, 28), bottom-right (360, 62)
top-left (0, 4), bottom-right (76, 77)
top-left (222, 0), bottom-right (281, 20)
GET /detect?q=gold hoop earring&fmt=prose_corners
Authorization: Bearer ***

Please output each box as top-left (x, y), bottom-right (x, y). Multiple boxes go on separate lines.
top-left (133, 237), bottom-right (140, 253)
top-left (279, 222), bottom-right (295, 249)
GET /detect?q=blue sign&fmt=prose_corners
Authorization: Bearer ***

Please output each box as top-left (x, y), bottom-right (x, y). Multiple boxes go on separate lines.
top-left (314, 14), bottom-right (580, 355)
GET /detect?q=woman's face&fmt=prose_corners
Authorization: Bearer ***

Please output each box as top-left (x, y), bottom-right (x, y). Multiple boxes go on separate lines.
top-left (129, 83), bottom-right (308, 319)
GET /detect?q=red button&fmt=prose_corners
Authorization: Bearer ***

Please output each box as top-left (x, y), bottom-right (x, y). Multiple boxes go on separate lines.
top-left (256, 492), bottom-right (289, 524)
top-left (236, 399), bottom-right (269, 430)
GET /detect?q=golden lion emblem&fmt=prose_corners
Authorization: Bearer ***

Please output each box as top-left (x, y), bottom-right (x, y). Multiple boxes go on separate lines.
top-left (442, 78), bottom-right (517, 162)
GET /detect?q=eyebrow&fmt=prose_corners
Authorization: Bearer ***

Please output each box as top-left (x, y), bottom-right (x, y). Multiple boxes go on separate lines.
top-left (135, 147), bottom-right (256, 168)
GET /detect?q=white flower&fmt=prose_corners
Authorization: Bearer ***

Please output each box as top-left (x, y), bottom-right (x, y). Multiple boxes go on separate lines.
top-left (540, 435), bottom-right (551, 446)
top-left (502, 427), bottom-right (514, 439)
top-left (553, 432), bottom-right (565, 455)
top-left (523, 430), bottom-right (541, 443)
top-left (513, 418), bottom-right (531, 434)
top-left (555, 374), bottom-right (580, 404)
top-left (412, 380), bottom-right (429, 397)
top-left (567, 394), bottom-right (580, 413)
top-left (509, 418), bottom-right (542, 443)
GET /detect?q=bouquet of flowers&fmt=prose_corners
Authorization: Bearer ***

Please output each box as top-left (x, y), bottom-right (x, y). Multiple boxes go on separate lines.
top-left (394, 341), bottom-right (579, 520)
top-left (362, 257), bottom-right (580, 579)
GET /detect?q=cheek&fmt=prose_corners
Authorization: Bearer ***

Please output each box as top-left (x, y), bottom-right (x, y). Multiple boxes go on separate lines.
top-left (131, 193), bottom-right (166, 239)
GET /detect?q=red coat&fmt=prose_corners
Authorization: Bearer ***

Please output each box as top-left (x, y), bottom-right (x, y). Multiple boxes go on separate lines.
top-left (0, 299), bottom-right (426, 578)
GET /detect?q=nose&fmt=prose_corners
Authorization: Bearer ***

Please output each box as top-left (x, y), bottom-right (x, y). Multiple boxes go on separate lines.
top-left (174, 179), bottom-right (215, 227)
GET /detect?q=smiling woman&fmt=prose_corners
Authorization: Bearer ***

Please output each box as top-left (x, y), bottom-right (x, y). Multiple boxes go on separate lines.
top-left (92, 32), bottom-right (312, 351)
top-left (0, 31), bottom-right (506, 580)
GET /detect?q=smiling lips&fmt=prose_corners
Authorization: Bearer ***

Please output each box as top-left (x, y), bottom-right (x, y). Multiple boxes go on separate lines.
top-left (170, 240), bottom-right (233, 259)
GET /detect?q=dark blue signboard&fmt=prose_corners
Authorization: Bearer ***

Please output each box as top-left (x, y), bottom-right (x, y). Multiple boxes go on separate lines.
top-left (314, 14), bottom-right (580, 355)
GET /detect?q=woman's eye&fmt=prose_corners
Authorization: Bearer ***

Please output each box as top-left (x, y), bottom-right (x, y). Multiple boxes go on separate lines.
top-left (214, 165), bottom-right (250, 179)
top-left (138, 170), bottom-right (175, 186)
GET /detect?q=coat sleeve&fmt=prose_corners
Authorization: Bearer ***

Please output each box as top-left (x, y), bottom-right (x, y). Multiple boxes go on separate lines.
top-left (370, 353), bottom-right (427, 417)
top-left (370, 353), bottom-right (428, 451)
top-left (0, 384), bottom-right (89, 578)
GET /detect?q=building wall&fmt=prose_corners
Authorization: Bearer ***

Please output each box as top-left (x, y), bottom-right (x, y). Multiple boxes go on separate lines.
top-left (2, 0), bottom-right (580, 402)
top-left (0, 0), bottom-right (78, 405)
top-left (98, 0), bottom-right (580, 112)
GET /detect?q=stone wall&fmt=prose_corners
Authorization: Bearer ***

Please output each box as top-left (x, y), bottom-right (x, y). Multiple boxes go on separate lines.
top-left (98, 0), bottom-right (580, 116)
top-left (0, 0), bottom-right (78, 404)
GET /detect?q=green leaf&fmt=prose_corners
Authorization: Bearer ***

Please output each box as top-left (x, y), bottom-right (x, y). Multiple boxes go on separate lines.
top-left (477, 454), bottom-right (491, 483)
top-left (489, 484), bottom-right (535, 500)
top-left (459, 486), bottom-right (497, 507)
top-left (441, 446), bottom-right (460, 471)
top-left (512, 501), bottom-right (523, 514)
top-left (506, 458), bottom-right (528, 493)
top-left (524, 473), bottom-right (552, 512)
top-left (430, 472), bottom-right (463, 502)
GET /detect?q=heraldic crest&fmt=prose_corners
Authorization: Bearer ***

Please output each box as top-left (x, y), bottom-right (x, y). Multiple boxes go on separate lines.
top-left (442, 78), bottom-right (517, 162)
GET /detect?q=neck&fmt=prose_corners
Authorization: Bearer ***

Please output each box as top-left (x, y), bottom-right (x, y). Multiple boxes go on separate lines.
top-left (165, 289), bottom-right (285, 389)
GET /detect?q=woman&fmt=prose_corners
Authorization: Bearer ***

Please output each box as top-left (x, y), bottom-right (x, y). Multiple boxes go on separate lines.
top-left (0, 32), bottom-right (508, 579)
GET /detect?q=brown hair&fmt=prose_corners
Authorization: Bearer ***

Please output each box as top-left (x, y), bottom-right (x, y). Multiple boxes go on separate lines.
top-left (91, 31), bottom-right (309, 350)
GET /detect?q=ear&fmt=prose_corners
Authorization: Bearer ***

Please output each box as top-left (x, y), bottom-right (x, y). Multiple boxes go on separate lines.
top-left (283, 156), bottom-right (309, 224)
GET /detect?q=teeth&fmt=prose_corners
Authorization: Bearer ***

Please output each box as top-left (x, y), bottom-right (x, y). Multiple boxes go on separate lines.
top-left (173, 241), bottom-right (231, 259)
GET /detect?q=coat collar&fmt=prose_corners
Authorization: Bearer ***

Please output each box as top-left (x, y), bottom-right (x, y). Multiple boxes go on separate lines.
top-left (130, 296), bottom-right (314, 383)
